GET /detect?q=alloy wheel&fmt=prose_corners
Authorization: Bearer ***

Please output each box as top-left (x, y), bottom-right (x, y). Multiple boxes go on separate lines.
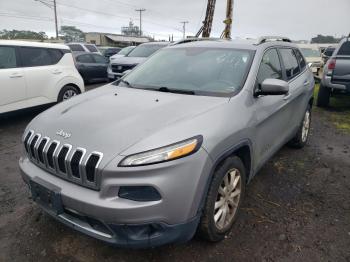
top-left (214, 168), bottom-right (242, 230)
top-left (62, 90), bottom-right (77, 100)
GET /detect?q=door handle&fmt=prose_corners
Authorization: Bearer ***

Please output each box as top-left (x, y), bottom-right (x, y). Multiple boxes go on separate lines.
top-left (303, 80), bottom-right (310, 86)
top-left (52, 69), bottom-right (62, 74)
top-left (283, 93), bottom-right (292, 100)
top-left (9, 73), bottom-right (23, 78)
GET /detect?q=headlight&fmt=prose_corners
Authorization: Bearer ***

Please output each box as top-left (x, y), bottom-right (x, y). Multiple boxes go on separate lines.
top-left (119, 136), bottom-right (203, 167)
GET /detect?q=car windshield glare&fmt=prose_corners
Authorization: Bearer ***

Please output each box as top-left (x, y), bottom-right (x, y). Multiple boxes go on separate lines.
top-left (127, 44), bottom-right (165, 57)
top-left (120, 47), bottom-right (254, 96)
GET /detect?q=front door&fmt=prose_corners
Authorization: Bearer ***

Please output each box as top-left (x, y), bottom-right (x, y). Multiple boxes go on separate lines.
top-left (252, 48), bottom-right (292, 166)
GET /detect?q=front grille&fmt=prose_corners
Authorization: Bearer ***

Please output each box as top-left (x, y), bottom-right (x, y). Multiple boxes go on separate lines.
top-left (111, 64), bottom-right (135, 73)
top-left (23, 130), bottom-right (103, 190)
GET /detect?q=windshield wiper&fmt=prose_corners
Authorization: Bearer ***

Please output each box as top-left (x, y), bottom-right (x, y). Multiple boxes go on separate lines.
top-left (157, 87), bottom-right (196, 95)
top-left (119, 79), bottom-right (134, 88)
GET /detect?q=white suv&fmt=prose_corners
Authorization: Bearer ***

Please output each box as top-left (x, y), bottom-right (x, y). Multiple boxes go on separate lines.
top-left (0, 40), bottom-right (84, 114)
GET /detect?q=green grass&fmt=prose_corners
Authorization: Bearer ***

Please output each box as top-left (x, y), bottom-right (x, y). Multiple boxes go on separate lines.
top-left (313, 84), bottom-right (350, 134)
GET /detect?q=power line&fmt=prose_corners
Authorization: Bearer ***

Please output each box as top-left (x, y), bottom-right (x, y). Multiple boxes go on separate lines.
top-left (56, 2), bottom-right (182, 32)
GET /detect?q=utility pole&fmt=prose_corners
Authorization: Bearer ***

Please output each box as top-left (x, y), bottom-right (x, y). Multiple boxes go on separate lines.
top-left (180, 21), bottom-right (189, 39)
top-left (135, 8), bottom-right (146, 37)
top-left (53, 0), bottom-right (58, 39)
top-left (34, 0), bottom-right (59, 40)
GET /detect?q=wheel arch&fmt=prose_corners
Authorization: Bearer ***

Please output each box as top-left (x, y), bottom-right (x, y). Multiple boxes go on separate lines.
top-left (197, 140), bottom-right (253, 216)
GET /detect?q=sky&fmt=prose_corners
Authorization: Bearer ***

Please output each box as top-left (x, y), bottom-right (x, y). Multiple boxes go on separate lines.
top-left (0, 0), bottom-right (349, 41)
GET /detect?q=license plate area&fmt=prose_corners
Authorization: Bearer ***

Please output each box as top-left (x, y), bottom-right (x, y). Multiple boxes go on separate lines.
top-left (30, 177), bottom-right (63, 215)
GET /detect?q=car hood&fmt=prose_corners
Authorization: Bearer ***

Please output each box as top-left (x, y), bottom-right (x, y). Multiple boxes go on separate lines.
top-left (110, 56), bottom-right (147, 65)
top-left (27, 85), bottom-right (227, 162)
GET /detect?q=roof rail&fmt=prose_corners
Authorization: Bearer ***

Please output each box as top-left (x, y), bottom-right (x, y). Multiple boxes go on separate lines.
top-left (256, 36), bottom-right (292, 45)
top-left (170, 37), bottom-right (225, 46)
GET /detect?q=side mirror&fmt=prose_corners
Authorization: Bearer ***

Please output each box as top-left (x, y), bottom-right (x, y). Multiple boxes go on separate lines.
top-left (123, 69), bottom-right (132, 76)
top-left (256, 79), bottom-right (289, 96)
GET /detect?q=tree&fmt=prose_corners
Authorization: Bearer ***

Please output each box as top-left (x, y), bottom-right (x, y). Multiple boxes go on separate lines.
top-left (311, 34), bottom-right (340, 44)
top-left (0, 30), bottom-right (48, 40)
top-left (59, 26), bottom-right (85, 42)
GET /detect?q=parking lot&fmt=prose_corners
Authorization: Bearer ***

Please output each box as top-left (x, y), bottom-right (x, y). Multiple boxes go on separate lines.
top-left (0, 83), bottom-right (349, 262)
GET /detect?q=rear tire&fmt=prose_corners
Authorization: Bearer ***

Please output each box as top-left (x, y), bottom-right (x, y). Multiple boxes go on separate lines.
top-left (288, 105), bottom-right (311, 149)
top-left (57, 85), bottom-right (79, 102)
top-left (316, 84), bottom-right (330, 107)
top-left (198, 156), bottom-right (246, 242)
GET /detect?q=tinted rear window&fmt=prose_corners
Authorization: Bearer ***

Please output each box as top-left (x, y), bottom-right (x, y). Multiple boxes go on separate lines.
top-left (20, 47), bottom-right (52, 67)
top-left (84, 45), bottom-right (98, 52)
top-left (48, 49), bottom-right (64, 64)
top-left (68, 44), bottom-right (85, 52)
top-left (279, 48), bottom-right (301, 80)
top-left (0, 46), bottom-right (17, 69)
top-left (294, 49), bottom-right (306, 70)
top-left (338, 42), bottom-right (350, 56)
top-left (76, 54), bottom-right (94, 63)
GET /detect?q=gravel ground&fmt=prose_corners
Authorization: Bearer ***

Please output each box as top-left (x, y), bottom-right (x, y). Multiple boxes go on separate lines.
top-left (0, 85), bottom-right (349, 262)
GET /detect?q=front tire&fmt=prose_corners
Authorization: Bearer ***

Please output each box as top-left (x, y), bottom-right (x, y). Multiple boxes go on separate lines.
top-left (317, 84), bottom-right (330, 107)
top-left (198, 156), bottom-right (246, 242)
top-left (57, 85), bottom-right (79, 102)
top-left (288, 105), bottom-right (311, 148)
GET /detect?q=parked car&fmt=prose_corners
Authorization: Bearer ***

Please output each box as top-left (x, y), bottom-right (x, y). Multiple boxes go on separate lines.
top-left (108, 42), bottom-right (169, 80)
top-left (318, 37), bottom-right (350, 107)
top-left (299, 45), bottom-right (323, 75)
top-left (322, 46), bottom-right (336, 64)
top-left (67, 43), bottom-right (101, 54)
top-left (98, 46), bottom-right (122, 58)
top-left (74, 52), bottom-right (109, 84)
top-left (109, 46), bottom-right (136, 61)
top-left (20, 37), bottom-right (314, 248)
top-left (0, 40), bottom-right (84, 114)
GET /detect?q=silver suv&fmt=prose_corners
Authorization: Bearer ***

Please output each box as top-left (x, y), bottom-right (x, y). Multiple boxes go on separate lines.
top-left (20, 37), bottom-right (315, 248)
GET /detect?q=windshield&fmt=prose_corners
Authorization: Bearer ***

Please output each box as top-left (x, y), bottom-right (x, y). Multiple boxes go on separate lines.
top-left (118, 47), bottom-right (254, 97)
top-left (301, 48), bottom-right (321, 57)
top-left (127, 44), bottom-right (165, 57)
top-left (119, 46), bottom-right (135, 55)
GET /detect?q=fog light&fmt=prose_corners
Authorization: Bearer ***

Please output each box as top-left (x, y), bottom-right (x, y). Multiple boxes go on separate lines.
top-left (118, 186), bottom-right (161, 201)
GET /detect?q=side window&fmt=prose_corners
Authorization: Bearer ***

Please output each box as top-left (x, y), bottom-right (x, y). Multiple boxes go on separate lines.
top-left (20, 47), bottom-right (52, 67)
top-left (68, 44), bottom-right (85, 52)
top-left (257, 48), bottom-right (283, 86)
top-left (338, 42), bottom-right (350, 55)
top-left (48, 49), bottom-right (64, 64)
top-left (0, 46), bottom-right (17, 69)
top-left (294, 49), bottom-right (306, 70)
top-left (92, 54), bottom-right (107, 63)
top-left (84, 44), bottom-right (98, 52)
top-left (279, 48), bottom-right (301, 80)
top-left (76, 54), bottom-right (94, 63)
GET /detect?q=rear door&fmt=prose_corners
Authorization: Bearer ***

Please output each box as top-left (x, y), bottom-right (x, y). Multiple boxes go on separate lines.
top-left (75, 54), bottom-right (96, 81)
top-left (0, 45), bottom-right (26, 113)
top-left (91, 54), bottom-right (108, 79)
top-left (19, 47), bottom-right (64, 105)
top-left (279, 48), bottom-right (312, 129)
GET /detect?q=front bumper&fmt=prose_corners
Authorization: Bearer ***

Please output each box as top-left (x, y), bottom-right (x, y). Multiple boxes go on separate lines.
top-left (19, 148), bottom-right (212, 247)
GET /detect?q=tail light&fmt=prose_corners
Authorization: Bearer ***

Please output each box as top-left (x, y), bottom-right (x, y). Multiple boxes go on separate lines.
top-left (328, 59), bottom-right (336, 70)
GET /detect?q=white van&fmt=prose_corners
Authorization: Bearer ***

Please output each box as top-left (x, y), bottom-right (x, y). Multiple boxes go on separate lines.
top-left (0, 40), bottom-right (84, 114)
